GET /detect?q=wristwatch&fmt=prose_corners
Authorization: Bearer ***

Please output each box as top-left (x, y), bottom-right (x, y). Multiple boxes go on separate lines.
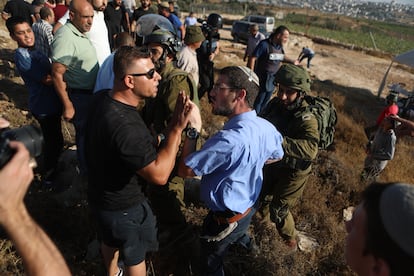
top-left (186, 127), bottom-right (200, 140)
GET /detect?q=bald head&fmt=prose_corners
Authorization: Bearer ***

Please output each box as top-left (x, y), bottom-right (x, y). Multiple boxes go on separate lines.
top-left (69, 0), bottom-right (94, 33)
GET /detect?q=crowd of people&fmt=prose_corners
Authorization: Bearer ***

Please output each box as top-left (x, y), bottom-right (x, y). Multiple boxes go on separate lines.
top-left (2, 1), bottom-right (414, 275)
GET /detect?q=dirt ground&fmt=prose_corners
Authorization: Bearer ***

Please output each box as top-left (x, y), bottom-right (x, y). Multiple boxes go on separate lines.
top-left (217, 24), bottom-right (414, 97)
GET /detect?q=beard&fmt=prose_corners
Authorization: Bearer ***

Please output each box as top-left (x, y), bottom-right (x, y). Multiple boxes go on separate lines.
top-left (212, 104), bottom-right (233, 117)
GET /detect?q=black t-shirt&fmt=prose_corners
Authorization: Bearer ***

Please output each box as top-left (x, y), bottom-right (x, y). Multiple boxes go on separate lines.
top-left (85, 91), bottom-right (157, 210)
top-left (104, 2), bottom-right (126, 34)
top-left (3, 0), bottom-right (34, 24)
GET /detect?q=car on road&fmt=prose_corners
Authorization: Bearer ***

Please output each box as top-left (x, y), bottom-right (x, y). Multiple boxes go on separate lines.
top-left (241, 15), bottom-right (275, 33)
top-left (231, 20), bottom-right (269, 43)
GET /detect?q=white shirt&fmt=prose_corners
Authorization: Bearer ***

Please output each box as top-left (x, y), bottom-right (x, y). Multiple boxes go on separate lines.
top-left (176, 45), bottom-right (199, 86)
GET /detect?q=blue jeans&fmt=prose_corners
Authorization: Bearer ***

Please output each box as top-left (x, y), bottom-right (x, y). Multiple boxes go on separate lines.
top-left (69, 93), bottom-right (92, 175)
top-left (254, 73), bottom-right (275, 114)
top-left (200, 204), bottom-right (257, 276)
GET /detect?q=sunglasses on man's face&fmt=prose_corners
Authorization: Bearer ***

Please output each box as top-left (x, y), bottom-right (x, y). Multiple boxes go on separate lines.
top-left (127, 68), bottom-right (156, 80)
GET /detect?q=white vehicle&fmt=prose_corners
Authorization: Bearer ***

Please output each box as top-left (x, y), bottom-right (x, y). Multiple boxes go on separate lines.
top-left (241, 15), bottom-right (275, 33)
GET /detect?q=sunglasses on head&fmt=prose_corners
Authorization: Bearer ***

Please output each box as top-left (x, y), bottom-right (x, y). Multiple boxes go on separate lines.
top-left (127, 68), bottom-right (156, 80)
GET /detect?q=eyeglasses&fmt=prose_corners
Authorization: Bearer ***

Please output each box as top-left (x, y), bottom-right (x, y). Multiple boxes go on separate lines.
top-left (127, 68), bottom-right (156, 80)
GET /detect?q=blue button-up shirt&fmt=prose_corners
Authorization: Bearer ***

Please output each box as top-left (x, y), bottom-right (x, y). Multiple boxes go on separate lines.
top-left (185, 110), bottom-right (284, 213)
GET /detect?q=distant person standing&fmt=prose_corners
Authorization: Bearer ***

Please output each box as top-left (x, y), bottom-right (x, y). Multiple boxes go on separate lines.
top-left (361, 116), bottom-right (397, 181)
top-left (176, 25), bottom-right (205, 87)
top-left (248, 25), bottom-right (299, 114)
top-left (123, 0), bottom-right (136, 23)
top-left (184, 11), bottom-right (197, 27)
top-left (53, 0), bottom-right (68, 21)
top-left (243, 23), bottom-right (265, 66)
top-left (32, 6), bottom-right (55, 58)
top-left (104, 0), bottom-right (130, 50)
top-left (130, 0), bottom-right (157, 46)
top-left (197, 13), bottom-right (221, 100)
top-left (2, 0), bottom-right (35, 24)
top-left (158, 1), bottom-right (184, 41)
top-left (298, 46), bottom-right (315, 68)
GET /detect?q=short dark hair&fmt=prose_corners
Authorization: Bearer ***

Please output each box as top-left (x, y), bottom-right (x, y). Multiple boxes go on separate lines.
top-left (362, 182), bottom-right (414, 275)
top-left (219, 66), bottom-right (259, 108)
top-left (113, 46), bottom-right (151, 80)
top-left (6, 16), bottom-right (30, 35)
top-left (39, 7), bottom-right (53, 20)
top-left (270, 25), bottom-right (289, 40)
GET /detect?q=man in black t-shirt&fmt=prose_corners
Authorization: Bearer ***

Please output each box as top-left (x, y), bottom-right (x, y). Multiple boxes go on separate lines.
top-left (85, 46), bottom-right (193, 276)
top-left (2, 0), bottom-right (35, 24)
top-left (104, 0), bottom-right (129, 50)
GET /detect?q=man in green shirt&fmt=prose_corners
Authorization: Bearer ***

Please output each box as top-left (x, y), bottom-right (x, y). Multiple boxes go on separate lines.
top-left (51, 0), bottom-right (99, 175)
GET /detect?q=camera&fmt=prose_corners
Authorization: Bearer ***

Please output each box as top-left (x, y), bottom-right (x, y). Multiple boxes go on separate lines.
top-left (200, 22), bottom-right (220, 41)
top-left (0, 125), bottom-right (43, 170)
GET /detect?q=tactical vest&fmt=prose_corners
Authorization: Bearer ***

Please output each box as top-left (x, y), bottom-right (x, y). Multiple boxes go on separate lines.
top-left (256, 39), bottom-right (284, 75)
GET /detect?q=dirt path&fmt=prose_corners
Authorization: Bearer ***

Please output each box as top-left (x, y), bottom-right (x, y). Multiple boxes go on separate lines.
top-left (218, 25), bottom-right (414, 97)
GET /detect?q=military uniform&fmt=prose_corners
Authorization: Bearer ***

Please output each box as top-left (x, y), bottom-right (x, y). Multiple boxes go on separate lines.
top-left (261, 96), bottom-right (319, 242)
top-left (142, 61), bottom-right (200, 274)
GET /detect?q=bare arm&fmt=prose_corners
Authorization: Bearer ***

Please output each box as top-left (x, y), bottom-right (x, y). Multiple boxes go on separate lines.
top-left (391, 115), bottom-right (414, 137)
top-left (138, 92), bottom-right (193, 184)
top-left (51, 62), bottom-right (74, 121)
top-left (0, 142), bottom-right (71, 276)
top-left (247, 56), bottom-right (256, 70)
top-left (283, 55), bottom-right (300, 65)
top-left (180, 24), bottom-right (186, 41)
top-left (52, 21), bottom-right (62, 34)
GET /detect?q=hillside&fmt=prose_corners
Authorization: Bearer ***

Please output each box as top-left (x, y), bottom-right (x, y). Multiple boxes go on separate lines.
top-left (0, 18), bottom-right (414, 275)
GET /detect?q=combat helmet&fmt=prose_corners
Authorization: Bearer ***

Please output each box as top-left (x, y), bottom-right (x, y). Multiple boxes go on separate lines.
top-left (207, 13), bottom-right (223, 29)
top-left (274, 64), bottom-right (311, 93)
top-left (143, 29), bottom-right (182, 55)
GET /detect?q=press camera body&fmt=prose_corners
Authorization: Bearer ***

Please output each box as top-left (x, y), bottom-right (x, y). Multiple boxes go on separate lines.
top-left (0, 125), bottom-right (43, 169)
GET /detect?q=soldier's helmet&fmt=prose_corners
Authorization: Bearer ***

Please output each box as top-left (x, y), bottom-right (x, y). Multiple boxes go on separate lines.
top-left (207, 13), bottom-right (223, 29)
top-left (274, 64), bottom-right (311, 93)
top-left (143, 29), bottom-right (182, 55)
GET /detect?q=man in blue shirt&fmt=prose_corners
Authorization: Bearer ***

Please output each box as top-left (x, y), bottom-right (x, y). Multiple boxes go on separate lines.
top-left (6, 16), bottom-right (63, 183)
top-left (248, 25), bottom-right (299, 114)
top-left (178, 66), bottom-right (284, 275)
top-left (158, 1), bottom-right (185, 40)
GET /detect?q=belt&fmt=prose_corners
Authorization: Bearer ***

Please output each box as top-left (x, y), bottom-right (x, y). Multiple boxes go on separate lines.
top-left (68, 88), bottom-right (93, 95)
top-left (213, 207), bottom-right (251, 225)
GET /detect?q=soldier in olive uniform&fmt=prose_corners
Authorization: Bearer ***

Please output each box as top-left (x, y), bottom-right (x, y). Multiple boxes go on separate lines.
top-left (260, 64), bottom-right (319, 250)
top-left (141, 28), bottom-right (200, 275)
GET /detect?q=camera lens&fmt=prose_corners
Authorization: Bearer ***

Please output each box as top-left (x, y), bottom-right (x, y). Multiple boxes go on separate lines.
top-left (0, 125), bottom-right (43, 169)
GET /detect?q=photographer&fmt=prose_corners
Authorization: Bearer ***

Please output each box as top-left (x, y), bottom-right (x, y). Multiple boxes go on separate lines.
top-left (361, 116), bottom-right (396, 181)
top-left (0, 118), bottom-right (70, 276)
top-left (196, 13), bottom-right (221, 100)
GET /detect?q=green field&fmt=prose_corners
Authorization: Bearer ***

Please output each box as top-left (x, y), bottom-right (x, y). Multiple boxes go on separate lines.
top-left (279, 13), bottom-right (414, 55)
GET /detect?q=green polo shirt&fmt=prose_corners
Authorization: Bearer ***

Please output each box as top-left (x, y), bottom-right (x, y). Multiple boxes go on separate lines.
top-left (51, 22), bottom-right (99, 90)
